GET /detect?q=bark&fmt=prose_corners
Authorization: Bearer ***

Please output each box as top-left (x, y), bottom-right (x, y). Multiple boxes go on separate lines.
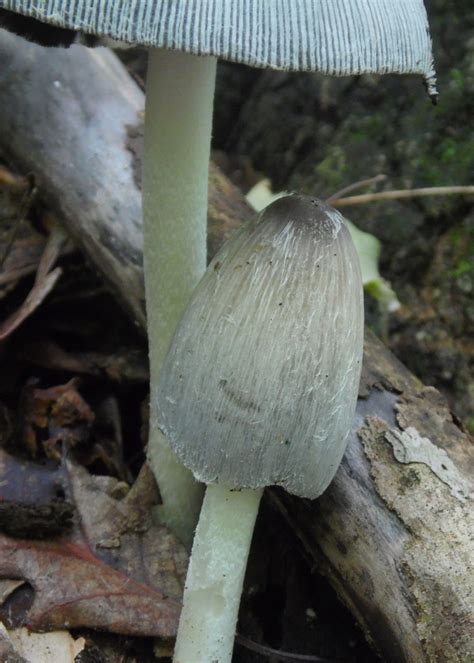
top-left (0, 30), bottom-right (472, 663)
top-left (0, 30), bottom-right (251, 330)
top-left (273, 340), bottom-right (473, 662)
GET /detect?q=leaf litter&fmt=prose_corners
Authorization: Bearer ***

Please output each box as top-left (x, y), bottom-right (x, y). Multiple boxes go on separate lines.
top-left (0, 447), bottom-right (185, 638)
top-left (0, 624), bottom-right (85, 663)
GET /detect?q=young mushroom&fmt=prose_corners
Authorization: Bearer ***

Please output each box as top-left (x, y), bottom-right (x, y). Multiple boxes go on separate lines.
top-left (0, 0), bottom-right (436, 546)
top-left (156, 194), bottom-right (364, 661)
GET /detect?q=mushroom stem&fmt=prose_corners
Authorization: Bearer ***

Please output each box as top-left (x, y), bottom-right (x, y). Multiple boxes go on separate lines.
top-left (174, 484), bottom-right (263, 662)
top-left (143, 49), bottom-right (217, 546)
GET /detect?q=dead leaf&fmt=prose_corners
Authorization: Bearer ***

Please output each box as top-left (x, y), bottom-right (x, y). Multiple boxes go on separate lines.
top-left (0, 622), bottom-right (28, 663)
top-left (18, 378), bottom-right (95, 459)
top-left (0, 450), bottom-right (185, 638)
top-left (0, 537), bottom-right (181, 637)
top-left (0, 624), bottom-right (85, 663)
top-left (16, 378), bottom-right (134, 480)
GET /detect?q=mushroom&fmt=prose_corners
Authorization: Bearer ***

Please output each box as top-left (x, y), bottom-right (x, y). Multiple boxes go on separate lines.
top-left (0, 1), bottom-right (436, 545)
top-left (156, 194), bottom-right (364, 661)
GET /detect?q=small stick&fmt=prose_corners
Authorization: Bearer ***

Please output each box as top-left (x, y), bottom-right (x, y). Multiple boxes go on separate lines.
top-left (326, 174), bottom-right (387, 202)
top-left (0, 224), bottom-right (66, 341)
top-left (0, 165), bottom-right (30, 191)
top-left (329, 185), bottom-right (474, 207)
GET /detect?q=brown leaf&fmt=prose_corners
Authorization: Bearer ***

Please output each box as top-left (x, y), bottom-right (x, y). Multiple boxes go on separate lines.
top-left (18, 378), bottom-right (95, 459)
top-left (17, 379), bottom-right (132, 479)
top-left (0, 451), bottom-right (186, 638)
top-left (0, 536), bottom-right (181, 637)
top-left (0, 621), bottom-right (28, 663)
top-left (0, 625), bottom-right (85, 663)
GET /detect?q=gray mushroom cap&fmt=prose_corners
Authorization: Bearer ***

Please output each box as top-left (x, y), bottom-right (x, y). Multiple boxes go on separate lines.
top-left (1, 0), bottom-right (436, 95)
top-left (156, 195), bottom-right (364, 499)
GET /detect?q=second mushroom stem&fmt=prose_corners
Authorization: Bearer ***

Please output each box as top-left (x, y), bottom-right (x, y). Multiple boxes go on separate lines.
top-left (143, 49), bottom-right (217, 547)
top-left (174, 484), bottom-right (263, 663)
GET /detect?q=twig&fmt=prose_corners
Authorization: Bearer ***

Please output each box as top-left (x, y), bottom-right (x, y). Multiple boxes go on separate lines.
top-left (329, 185), bottom-right (474, 207)
top-left (326, 174), bottom-right (387, 202)
top-left (0, 224), bottom-right (67, 341)
top-left (0, 165), bottom-right (30, 191)
top-left (235, 634), bottom-right (337, 662)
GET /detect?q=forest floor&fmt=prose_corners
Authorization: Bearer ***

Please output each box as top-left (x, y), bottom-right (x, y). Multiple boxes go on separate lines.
top-left (0, 1), bottom-right (472, 661)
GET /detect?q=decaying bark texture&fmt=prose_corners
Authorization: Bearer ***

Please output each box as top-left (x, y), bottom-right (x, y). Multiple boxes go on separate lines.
top-left (0, 31), bottom-right (146, 327)
top-left (0, 30), bottom-right (472, 663)
top-left (275, 337), bottom-right (473, 662)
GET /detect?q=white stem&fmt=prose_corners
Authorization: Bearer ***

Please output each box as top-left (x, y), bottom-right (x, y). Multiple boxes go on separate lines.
top-left (143, 50), bottom-right (217, 546)
top-left (174, 485), bottom-right (263, 663)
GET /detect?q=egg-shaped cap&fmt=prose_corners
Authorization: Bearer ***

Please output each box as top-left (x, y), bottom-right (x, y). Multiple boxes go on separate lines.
top-left (1, 0), bottom-right (436, 95)
top-left (156, 195), bottom-right (364, 499)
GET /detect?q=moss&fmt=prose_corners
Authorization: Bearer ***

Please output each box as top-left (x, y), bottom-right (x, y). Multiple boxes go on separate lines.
top-left (401, 130), bottom-right (474, 193)
top-left (451, 259), bottom-right (473, 279)
top-left (465, 416), bottom-right (474, 434)
top-left (449, 68), bottom-right (465, 91)
top-left (358, 113), bottom-right (389, 140)
top-left (448, 227), bottom-right (463, 246)
top-left (446, 223), bottom-right (474, 279)
top-left (314, 145), bottom-right (348, 194)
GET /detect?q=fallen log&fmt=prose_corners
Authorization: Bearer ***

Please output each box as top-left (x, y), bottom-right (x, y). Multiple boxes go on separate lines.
top-left (0, 30), bottom-right (251, 330)
top-left (0, 30), bottom-right (472, 663)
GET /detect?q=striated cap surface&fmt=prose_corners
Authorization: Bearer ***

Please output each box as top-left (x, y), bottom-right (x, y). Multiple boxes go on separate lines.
top-left (0, 0), bottom-right (436, 94)
top-left (156, 195), bottom-right (364, 499)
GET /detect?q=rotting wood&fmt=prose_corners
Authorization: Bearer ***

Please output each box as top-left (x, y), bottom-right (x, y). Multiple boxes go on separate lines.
top-left (274, 337), bottom-right (473, 663)
top-left (0, 30), bottom-right (253, 330)
top-left (0, 31), bottom-right (472, 663)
